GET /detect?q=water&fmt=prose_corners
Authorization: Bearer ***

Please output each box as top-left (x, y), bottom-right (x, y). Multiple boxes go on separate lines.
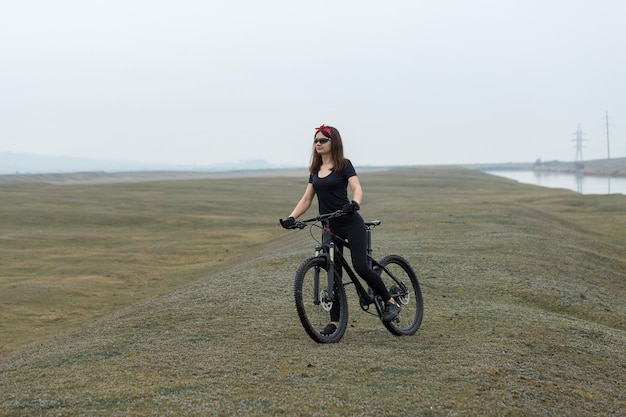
top-left (485, 170), bottom-right (626, 195)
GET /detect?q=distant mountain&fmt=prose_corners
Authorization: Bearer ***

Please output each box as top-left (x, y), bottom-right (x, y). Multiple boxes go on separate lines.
top-left (0, 152), bottom-right (146, 174)
top-left (0, 152), bottom-right (283, 175)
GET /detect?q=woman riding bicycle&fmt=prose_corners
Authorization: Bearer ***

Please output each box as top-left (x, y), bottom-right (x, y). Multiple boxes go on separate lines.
top-left (280, 124), bottom-right (400, 335)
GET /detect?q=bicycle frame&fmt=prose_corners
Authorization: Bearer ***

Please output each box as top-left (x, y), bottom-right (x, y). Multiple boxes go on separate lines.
top-left (310, 215), bottom-right (404, 315)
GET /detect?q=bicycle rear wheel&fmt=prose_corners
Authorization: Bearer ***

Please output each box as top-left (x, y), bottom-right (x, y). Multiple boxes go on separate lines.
top-left (377, 254), bottom-right (423, 336)
top-left (294, 257), bottom-right (348, 343)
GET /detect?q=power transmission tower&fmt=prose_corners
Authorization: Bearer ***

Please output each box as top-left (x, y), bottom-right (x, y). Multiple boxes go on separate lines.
top-left (605, 111), bottom-right (611, 160)
top-left (573, 123), bottom-right (585, 169)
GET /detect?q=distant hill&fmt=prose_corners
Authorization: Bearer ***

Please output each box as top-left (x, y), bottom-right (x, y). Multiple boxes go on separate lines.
top-left (0, 152), bottom-right (283, 175)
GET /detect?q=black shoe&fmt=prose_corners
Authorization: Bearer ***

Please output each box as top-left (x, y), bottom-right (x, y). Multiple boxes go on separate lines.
top-left (320, 323), bottom-right (337, 335)
top-left (382, 302), bottom-right (400, 322)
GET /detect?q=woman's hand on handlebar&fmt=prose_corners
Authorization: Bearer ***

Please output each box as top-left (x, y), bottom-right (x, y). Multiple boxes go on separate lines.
top-left (279, 217), bottom-right (306, 229)
top-left (279, 217), bottom-right (296, 229)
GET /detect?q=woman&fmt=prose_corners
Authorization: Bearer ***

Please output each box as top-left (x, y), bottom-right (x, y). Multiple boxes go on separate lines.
top-left (280, 124), bottom-right (400, 335)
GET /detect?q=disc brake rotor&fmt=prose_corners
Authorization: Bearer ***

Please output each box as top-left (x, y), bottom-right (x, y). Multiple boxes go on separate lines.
top-left (390, 285), bottom-right (410, 305)
top-left (320, 290), bottom-right (333, 312)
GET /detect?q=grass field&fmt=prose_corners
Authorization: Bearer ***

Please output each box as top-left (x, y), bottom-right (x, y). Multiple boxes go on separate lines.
top-left (1, 167), bottom-right (624, 416)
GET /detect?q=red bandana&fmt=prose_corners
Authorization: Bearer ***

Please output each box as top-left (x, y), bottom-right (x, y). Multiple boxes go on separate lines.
top-left (315, 124), bottom-right (333, 138)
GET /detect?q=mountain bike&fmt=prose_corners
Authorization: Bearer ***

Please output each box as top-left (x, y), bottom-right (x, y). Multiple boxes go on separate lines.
top-left (287, 211), bottom-right (423, 343)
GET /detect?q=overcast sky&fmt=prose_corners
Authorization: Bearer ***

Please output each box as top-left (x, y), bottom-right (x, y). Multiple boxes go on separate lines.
top-left (1, 0), bottom-right (625, 168)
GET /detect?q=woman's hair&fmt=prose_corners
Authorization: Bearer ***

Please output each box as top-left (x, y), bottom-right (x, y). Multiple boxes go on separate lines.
top-left (309, 125), bottom-right (348, 174)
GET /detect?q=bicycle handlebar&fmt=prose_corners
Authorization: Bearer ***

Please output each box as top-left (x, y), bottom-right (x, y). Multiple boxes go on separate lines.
top-left (292, 210), bottom-right (346, 229)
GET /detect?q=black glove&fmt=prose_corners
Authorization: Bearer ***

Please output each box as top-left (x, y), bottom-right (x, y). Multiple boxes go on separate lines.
top-left (279, 217), bottom-right (296, 229)
top-left (342, 200), bottom-right (360, 214)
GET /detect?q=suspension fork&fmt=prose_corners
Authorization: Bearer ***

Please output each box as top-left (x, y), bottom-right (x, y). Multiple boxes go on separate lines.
top-left (324, 226), bottom-right (336, 301)
top-left (313, 244), bottom-right (321, 305)
top-left (327, 242), bottom-right (336, 300)
top-left (312, 226), bottom-right (337, 304)
top-left (312, 247), bottom-right (336, 305)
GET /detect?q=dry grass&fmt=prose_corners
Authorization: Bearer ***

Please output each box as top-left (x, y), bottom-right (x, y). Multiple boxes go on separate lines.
top-left (0, 167), bottom-right (624, 416)
top-left (0, 175), bottom-right (295, 353)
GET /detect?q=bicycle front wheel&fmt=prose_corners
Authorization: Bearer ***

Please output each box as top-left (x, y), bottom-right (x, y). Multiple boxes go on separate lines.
top-left (294, 257), bottom-right (348, 343)
top-left (377, 254), bottom-right (423, 336)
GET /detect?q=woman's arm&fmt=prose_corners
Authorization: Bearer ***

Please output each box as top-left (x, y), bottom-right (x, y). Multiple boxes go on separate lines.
top-left (348, 176), bottom-right (363, 205)
top-left (289, 183), bottom-right (315, 218)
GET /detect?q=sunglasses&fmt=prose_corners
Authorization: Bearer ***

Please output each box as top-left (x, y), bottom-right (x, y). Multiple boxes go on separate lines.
top-left (313, 138), bottom-right (331, 144)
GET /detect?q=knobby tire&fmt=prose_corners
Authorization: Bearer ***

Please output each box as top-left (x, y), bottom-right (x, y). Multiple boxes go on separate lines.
top-left (377, 254), bottom-right (423, 336)
top-left (294, 257), bottom-right (348, 343)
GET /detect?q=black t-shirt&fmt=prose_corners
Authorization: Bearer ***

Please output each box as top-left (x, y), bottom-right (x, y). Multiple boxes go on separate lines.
top-left (309, 160), bottom-right (357, 214)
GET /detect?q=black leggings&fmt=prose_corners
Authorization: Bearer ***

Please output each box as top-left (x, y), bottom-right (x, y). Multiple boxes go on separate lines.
top-left (328, 213), bottom-right (391, 321)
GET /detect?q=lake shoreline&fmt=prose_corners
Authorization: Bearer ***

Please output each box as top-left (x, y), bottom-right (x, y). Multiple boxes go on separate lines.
top-left (533, 156), bottom-right (626, 177)
top-left (470, 157), bottom-right (626, 177)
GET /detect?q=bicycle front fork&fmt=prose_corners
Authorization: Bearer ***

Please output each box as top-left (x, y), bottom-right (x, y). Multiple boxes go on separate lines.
top-left (313, 242), bottom-right (336, 305)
